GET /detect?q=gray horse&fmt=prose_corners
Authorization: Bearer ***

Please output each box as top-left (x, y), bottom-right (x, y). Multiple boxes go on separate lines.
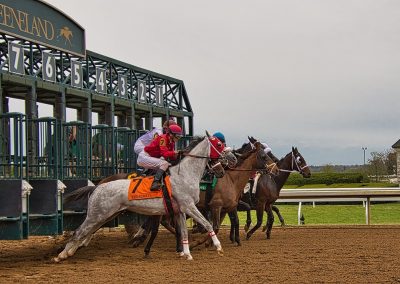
top-left (54, 133), bottom-right (237, 262)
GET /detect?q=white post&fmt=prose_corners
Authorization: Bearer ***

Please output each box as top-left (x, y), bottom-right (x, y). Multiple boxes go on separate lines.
top-left (365, 197), bottom-right (371, 225)
top-left (298, 202), bottom-right (302, 225)
top-left (312, 201), bottom-right (315, 208)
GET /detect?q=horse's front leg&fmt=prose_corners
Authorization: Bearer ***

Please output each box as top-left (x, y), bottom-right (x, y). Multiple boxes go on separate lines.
top-left (175, 213), bottom-right (192, 260)
top-left (237, 200), bottom-right (252, 232)
top-left (160, 216), bottom-right (176, 235)
top-left (129, 217), bottom-right (152, 247)
top-left (186, 204), bottom-right (223, 256)
top-left (228, 209), bottom-right (241, 246)
top-left (246, 201), bottom-right (265, 240)
top-left (263, 204), bottom-right (285, 232)
top-left (228, 211), bottom-right (236, 243)
top-left (272, 204), bottom-right (285, 226)
top-left (265, 204), bottom-right (274, 239)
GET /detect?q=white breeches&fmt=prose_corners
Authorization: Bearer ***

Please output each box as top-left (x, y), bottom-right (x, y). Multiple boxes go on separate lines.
top-left (134, 141), bottom-right (146, 155)
top-left (137, 151), bottom-right (170, 171)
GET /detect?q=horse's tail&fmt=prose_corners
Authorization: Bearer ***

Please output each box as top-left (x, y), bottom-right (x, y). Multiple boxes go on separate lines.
top-left (63, 185), bottom-right (97, 205)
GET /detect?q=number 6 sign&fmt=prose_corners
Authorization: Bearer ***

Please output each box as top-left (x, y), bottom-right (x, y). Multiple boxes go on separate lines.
top-left (42, 52), bottom-right (56, 82)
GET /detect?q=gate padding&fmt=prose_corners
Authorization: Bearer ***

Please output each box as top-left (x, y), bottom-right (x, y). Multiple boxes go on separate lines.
top-left (28, 180), bottom-right (62, 236)
top-left (0, 180), bottom-right (29, 240)
top-left (62, 179), bottom-right (89, 231)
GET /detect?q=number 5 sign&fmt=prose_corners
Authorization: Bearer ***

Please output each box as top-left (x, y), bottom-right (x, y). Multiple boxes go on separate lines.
top-left (71, 61), bottom-right (83, 89)
top-left (8, 42), bottom-right (24, 75)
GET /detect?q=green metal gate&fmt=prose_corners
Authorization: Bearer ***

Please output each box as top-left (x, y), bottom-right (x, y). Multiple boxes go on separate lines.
top-left (91, 124), bottom-right (115, 180)
top-left (62, 121), bottom-right (91, 180)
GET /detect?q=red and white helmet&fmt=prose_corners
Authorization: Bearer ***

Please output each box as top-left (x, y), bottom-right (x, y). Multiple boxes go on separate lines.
top-left (168, 124), bottom-right (183, 136)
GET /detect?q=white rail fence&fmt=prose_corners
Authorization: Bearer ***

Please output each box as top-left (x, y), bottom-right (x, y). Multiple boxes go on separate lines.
top-left (276, 188), bottom-right (400, 225)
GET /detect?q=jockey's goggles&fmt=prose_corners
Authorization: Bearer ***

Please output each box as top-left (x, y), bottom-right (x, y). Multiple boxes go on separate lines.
top-left (171, 133), bottom-right (182, 140)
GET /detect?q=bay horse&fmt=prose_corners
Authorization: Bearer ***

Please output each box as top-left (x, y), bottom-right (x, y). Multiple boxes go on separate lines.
top-left (190, 137), bottom-right (279, 248)
top-left (54, 134), bottom-right (237, 262)
top-left (246, 147), bottom-right (311, 240)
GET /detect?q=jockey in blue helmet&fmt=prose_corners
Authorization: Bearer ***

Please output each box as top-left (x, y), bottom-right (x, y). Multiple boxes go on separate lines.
top-left (213, 132), bottom-right (226, 145)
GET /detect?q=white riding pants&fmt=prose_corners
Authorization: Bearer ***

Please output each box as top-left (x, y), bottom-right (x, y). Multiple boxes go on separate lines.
top-left (137, 151), bottom-right (170, 171)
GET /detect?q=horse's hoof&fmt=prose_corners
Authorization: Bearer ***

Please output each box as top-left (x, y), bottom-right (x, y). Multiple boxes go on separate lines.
top-left (217, 248), bottom-right (224, 256)
top-left (67, 248), bottom-right (76, 257)
top-left (52, 257), bottom-right (61, 263)
top-left (186, 255), bottom-right (193, 260)
top-left (246, 234), bottom-right (251, 240)
top-left (131, 241), bottom-right (140, 248)
top-left (143, 254), bottom-right (151, 259)
top-left (236, 241), bottom-right (242, 247)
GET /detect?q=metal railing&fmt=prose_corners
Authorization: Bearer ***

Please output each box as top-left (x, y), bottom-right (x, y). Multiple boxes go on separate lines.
top-left (277, 188), bottom-right (400, 225)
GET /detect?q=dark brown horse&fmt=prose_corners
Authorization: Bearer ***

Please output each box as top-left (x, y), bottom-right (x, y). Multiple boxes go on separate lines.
top-left (246, 147), bottom-right (311, 240)
top-left (191, 138), bottom-right (279, 247)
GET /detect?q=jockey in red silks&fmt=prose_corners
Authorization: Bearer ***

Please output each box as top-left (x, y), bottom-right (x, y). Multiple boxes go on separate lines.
top-left (138, 124), bottom-right (183, 190)
top-left (134, 119), bottom-right (177, 156)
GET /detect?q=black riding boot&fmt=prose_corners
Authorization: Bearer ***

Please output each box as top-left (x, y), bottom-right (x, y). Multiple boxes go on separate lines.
top-left (150, 169), bottom-right (165, 191)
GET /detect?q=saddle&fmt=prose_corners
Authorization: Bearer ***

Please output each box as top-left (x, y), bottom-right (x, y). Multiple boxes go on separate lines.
top-left (126, 169), bottom-right (175, 218)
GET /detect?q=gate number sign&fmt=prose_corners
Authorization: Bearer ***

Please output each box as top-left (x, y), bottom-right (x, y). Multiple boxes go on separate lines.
top-left (8, 42), bottom-right (24, 75)
top-left (96, 67), bottom-right (107, 94)
top-left (155, 85), bottom-right (163, 106)
top-left (118, 74), bottom-right (127, 97)
top-left (138, 80), bottom-right (146, 103)
top-left (71, 61), bottom-right (83, 89)
top-left (42, 52), bottom-right (56, 82)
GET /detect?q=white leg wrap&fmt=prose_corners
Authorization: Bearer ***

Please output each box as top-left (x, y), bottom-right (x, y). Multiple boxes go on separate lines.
top-left (209, 231), bottom-right (221, 248)
top-left (252, 172), bottom-right (261, 194)
top-left (182, 240), bottom-right (190, 255)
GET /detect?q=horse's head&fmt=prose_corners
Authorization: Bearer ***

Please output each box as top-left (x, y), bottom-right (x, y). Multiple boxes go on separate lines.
top-left (206, 131), bottom-right (237, 178)
top-left (290, 147), bottom-right (311, 178)
top-left (234, 137), bottom-right (279, 175)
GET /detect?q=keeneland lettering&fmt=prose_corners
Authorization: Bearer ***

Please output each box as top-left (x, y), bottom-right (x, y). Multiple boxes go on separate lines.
top-left (0, 0), bottom-right (85, 57)
top-left (0, 4), bottom-right (55, 40)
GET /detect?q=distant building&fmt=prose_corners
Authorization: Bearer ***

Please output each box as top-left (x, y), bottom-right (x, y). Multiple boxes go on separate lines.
top-left (391, 139), bottom-right (400, 181)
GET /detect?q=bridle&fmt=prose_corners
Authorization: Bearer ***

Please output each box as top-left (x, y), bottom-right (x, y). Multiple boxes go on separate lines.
top-left (177, 137), bottom-right (227, 174)
top-left (279, 151), bottom-right (309, 175)
top-left (228, 144), bottom-right (278, 174)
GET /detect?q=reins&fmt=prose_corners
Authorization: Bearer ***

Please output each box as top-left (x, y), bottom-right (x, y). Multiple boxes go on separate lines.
top-left (278, 151), bottom-right (309, 174)
top-left (176, 137), bottom-right (223, 174)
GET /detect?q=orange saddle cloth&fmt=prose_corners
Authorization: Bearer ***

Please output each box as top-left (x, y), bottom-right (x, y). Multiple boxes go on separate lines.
top-left (127, 176), bottom-right (172, 201)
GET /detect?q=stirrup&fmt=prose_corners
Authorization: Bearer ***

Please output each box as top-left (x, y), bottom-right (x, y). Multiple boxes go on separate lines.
top-left (150, 181), bottom-right (162, 191)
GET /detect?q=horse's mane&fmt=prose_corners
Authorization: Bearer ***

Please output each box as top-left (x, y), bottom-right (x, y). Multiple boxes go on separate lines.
top-left (232, 142), bottom-right (255, 167)
top-left (182, 136), bottom-right (205, 153)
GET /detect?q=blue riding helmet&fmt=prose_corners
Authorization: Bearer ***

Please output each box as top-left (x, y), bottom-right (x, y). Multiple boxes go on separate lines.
top-left (213, 132), bottom-right (226, 144)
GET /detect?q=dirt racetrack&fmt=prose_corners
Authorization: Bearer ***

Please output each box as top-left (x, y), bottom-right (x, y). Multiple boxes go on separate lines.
top-left (0, 226), bottom-right (399, 283)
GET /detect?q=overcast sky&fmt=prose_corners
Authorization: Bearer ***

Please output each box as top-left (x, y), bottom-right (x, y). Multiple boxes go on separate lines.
top-left (13, 0), bottom-right (400, 166)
